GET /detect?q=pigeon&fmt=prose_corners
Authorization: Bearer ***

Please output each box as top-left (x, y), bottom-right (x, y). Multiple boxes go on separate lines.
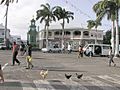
top-left (76, 73), bottom-right (83, 79)
top-left (40, 69), bottom-right (48, 80)
top-left (65, 73), bottom-right (72, 79)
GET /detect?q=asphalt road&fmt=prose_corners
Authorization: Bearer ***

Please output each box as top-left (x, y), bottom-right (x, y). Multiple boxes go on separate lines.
top-left (0, 50), bottom-right (120, 90)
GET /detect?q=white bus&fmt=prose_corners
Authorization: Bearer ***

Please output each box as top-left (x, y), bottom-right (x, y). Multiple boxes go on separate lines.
top-left (83, 44), bottom-right (111, 57)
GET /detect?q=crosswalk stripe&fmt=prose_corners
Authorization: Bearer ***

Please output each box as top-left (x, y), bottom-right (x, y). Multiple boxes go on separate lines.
top-left (21, 81), bottom-right (36, 90)
top-left (83, 76), bottom-right (119, 90)
top-left (62, 79), bottom-right (89, 90)
top-left (2, 74), bottom-right (120, 90)
top-left (114, 74), bottom-right (120, 78)
top-left (98, 75), bottom-right (120, 85)
top-left (34, 80), bottom-right (56, 90)
top-left (2, 63), bottom-right (8, 70)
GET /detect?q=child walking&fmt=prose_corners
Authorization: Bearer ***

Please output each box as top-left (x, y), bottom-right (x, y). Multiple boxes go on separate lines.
top-left (26, 44), bottom-right (33, 69)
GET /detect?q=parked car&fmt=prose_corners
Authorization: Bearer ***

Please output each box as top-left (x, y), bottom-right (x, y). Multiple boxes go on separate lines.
top-left (41, 47), bottom-right (62, 53)
top-left (0, 43), bottom-right (7, 50)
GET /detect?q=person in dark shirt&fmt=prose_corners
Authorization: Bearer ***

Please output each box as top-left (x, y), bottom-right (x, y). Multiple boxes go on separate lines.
top-left (26, 44), bottom-right (33, 69)
top-left (20, 41), bottom-right (25, 56)
top-left (12, 42), bottom-right (20, 66)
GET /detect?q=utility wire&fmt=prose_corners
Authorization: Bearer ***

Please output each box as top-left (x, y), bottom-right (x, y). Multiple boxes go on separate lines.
top-left (64, 0), bottom-right (92, 19)
top-left (62, 0), bottom-right (111, 28)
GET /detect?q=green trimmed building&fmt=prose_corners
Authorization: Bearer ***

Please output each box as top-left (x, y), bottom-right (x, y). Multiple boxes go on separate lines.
top-left (27, 18), bottom-right (38, 47)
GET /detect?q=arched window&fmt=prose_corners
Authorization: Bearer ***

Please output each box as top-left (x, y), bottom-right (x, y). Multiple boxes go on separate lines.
top-left (83, 31), bottom-right (89, 36)
top-left (48, 32), bottom-right (52, 36)
top-left (54, 31), bottom-right (59, 35)
top-left (65, 31), bottom-right (71, 35)
top-left (73, 31), bottom-right (81, 35)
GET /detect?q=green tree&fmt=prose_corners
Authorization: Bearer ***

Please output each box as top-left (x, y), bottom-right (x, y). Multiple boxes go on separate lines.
top-left (93, 0), bottom-right (117, 54)
top-left (87, 20), bottom-right (101, 44)
top-left (112, 0), bottom-right (120, 56)
top-left (36, 3), bottom-right (57, 48)
top-left (103, 30), bottom-right (111, 44)
top-left (54, 6), bottom-right (74, 48)
top-left (1, 0), bottom-right (18, 48)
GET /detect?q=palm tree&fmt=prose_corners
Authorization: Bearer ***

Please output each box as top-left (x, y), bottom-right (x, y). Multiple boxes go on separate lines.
top-left (36, 3), bottom-right (57, 48)
top-left (54, 6), bottom-right (74, 48)
top-left (112, 0), bottom-right (120, 56)
top-left (87, 20), bottom-right (101, 44)
top-left (1, 0), bottom-right (18, 48)
top-left (93, 0), bottom-right (117, 54)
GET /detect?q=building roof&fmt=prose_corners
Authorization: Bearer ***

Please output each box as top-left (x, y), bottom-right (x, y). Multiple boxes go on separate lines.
top-left (40, 25), bottom-right (104, 32)
top-left (0, 23), bottom-right (10, 32)
top-left (0, 23), bottom-right (5, 30)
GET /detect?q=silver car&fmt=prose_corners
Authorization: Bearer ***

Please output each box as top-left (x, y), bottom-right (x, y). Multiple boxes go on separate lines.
top-left (41, 47), bottom-right (62, 53)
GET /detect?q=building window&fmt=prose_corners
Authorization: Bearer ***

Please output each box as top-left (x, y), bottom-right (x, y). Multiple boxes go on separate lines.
top-left (2, 33), bottom-right (4, 35)
top-left (65, 31), bottom-right (70, 35)
top-left (17, 38), bottom-right (21, 40)
top-left (98, 34), bottom-right (102, 38)
top-left (91, 33), bottom-right (93, 37)
top-left (60, 31), bottom-right (62, 35)
top-left (31, 36), bottom-right (33, 42)
top-left (54, 31), bottom-right (59, 35)
top-left (73, 31), bottom-right (81, 35)
top-left (83, 31), bottom-right (89, 36)
top-left (48, 32), bottom-right (52, 36)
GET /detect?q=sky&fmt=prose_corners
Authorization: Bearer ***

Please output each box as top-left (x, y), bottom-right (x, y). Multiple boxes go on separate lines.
top-left (0, 0), bottom-right (111, 40)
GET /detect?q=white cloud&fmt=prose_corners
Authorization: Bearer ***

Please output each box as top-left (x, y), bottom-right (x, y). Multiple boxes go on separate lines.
top-left (0, 0), bottom-right (48, 40)
top-left (0, 0), bottom-right (111, 40)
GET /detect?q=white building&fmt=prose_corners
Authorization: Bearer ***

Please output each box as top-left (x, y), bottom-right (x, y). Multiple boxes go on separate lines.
top-left (0, 23), bottom-right (10, 44)
top-left (38, 27), bottom-right (104, 50)
top-left (11, 35), bottom-right (21, 45)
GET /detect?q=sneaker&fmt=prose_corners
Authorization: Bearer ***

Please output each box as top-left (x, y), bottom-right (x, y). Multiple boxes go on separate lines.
top-left (18, 62), bottom-right (20, 66)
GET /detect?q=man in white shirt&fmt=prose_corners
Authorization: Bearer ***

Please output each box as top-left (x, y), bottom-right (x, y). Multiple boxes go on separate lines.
top-left (68, 44), bottom-right (72, 54)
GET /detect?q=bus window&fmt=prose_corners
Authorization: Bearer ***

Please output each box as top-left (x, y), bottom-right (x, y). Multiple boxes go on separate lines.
top-left (95, 45), bottom-right (101, 55)
top-left (103, 46), bottom-right (110, 49)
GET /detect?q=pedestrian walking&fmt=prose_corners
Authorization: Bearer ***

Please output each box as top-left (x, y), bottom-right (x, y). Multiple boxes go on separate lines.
top-left (89, 46), bottom-right (92, 57)
top-left (108, 47), bottom-right (116, 67)
top-left (20, 41), bottom-right (25, 56)
top-left (0, 64), bottom-right (4, 83)
top-left (12, 42), bottom-right (20, 66)
top-left (25, 44), bottom-right (33, 69)
top-left (78, 45), bottom-right (83, 58)
top-left (62, 44), bottom-right (65, 53)
top-left (67, 44), bottom-right (72, 54)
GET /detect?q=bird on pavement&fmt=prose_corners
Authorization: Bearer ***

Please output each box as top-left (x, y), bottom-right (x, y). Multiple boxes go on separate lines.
top-left (65, 73), bottom-right (72, 79)
top-left (76, 73), bottom-right (83, 79)
top-left (40, 69), bottom-right (48, 80)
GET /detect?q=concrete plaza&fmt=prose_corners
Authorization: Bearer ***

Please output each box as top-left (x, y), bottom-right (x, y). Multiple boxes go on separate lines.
top-left (0, 50), bottom-right (120, 90)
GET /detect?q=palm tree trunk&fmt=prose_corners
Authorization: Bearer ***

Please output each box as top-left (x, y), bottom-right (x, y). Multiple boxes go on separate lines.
top-left (115, 17), bottom-right (119, 56)
top-left (111, 21), bottom-right (115, 54)
top-left (46, 26), bottom-right (49, 48)
top-left (61, 19), bottom-right (65, 48)
top-left (4, 5), bottom-right (9, 47)
top-left (95, 28), bottom-right (97, 44)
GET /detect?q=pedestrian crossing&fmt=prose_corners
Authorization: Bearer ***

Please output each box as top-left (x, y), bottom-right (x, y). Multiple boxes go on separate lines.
top-left (32, 74), bottom-right (120, 90)
top-left (1, 74), bottom-right (120, 90)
